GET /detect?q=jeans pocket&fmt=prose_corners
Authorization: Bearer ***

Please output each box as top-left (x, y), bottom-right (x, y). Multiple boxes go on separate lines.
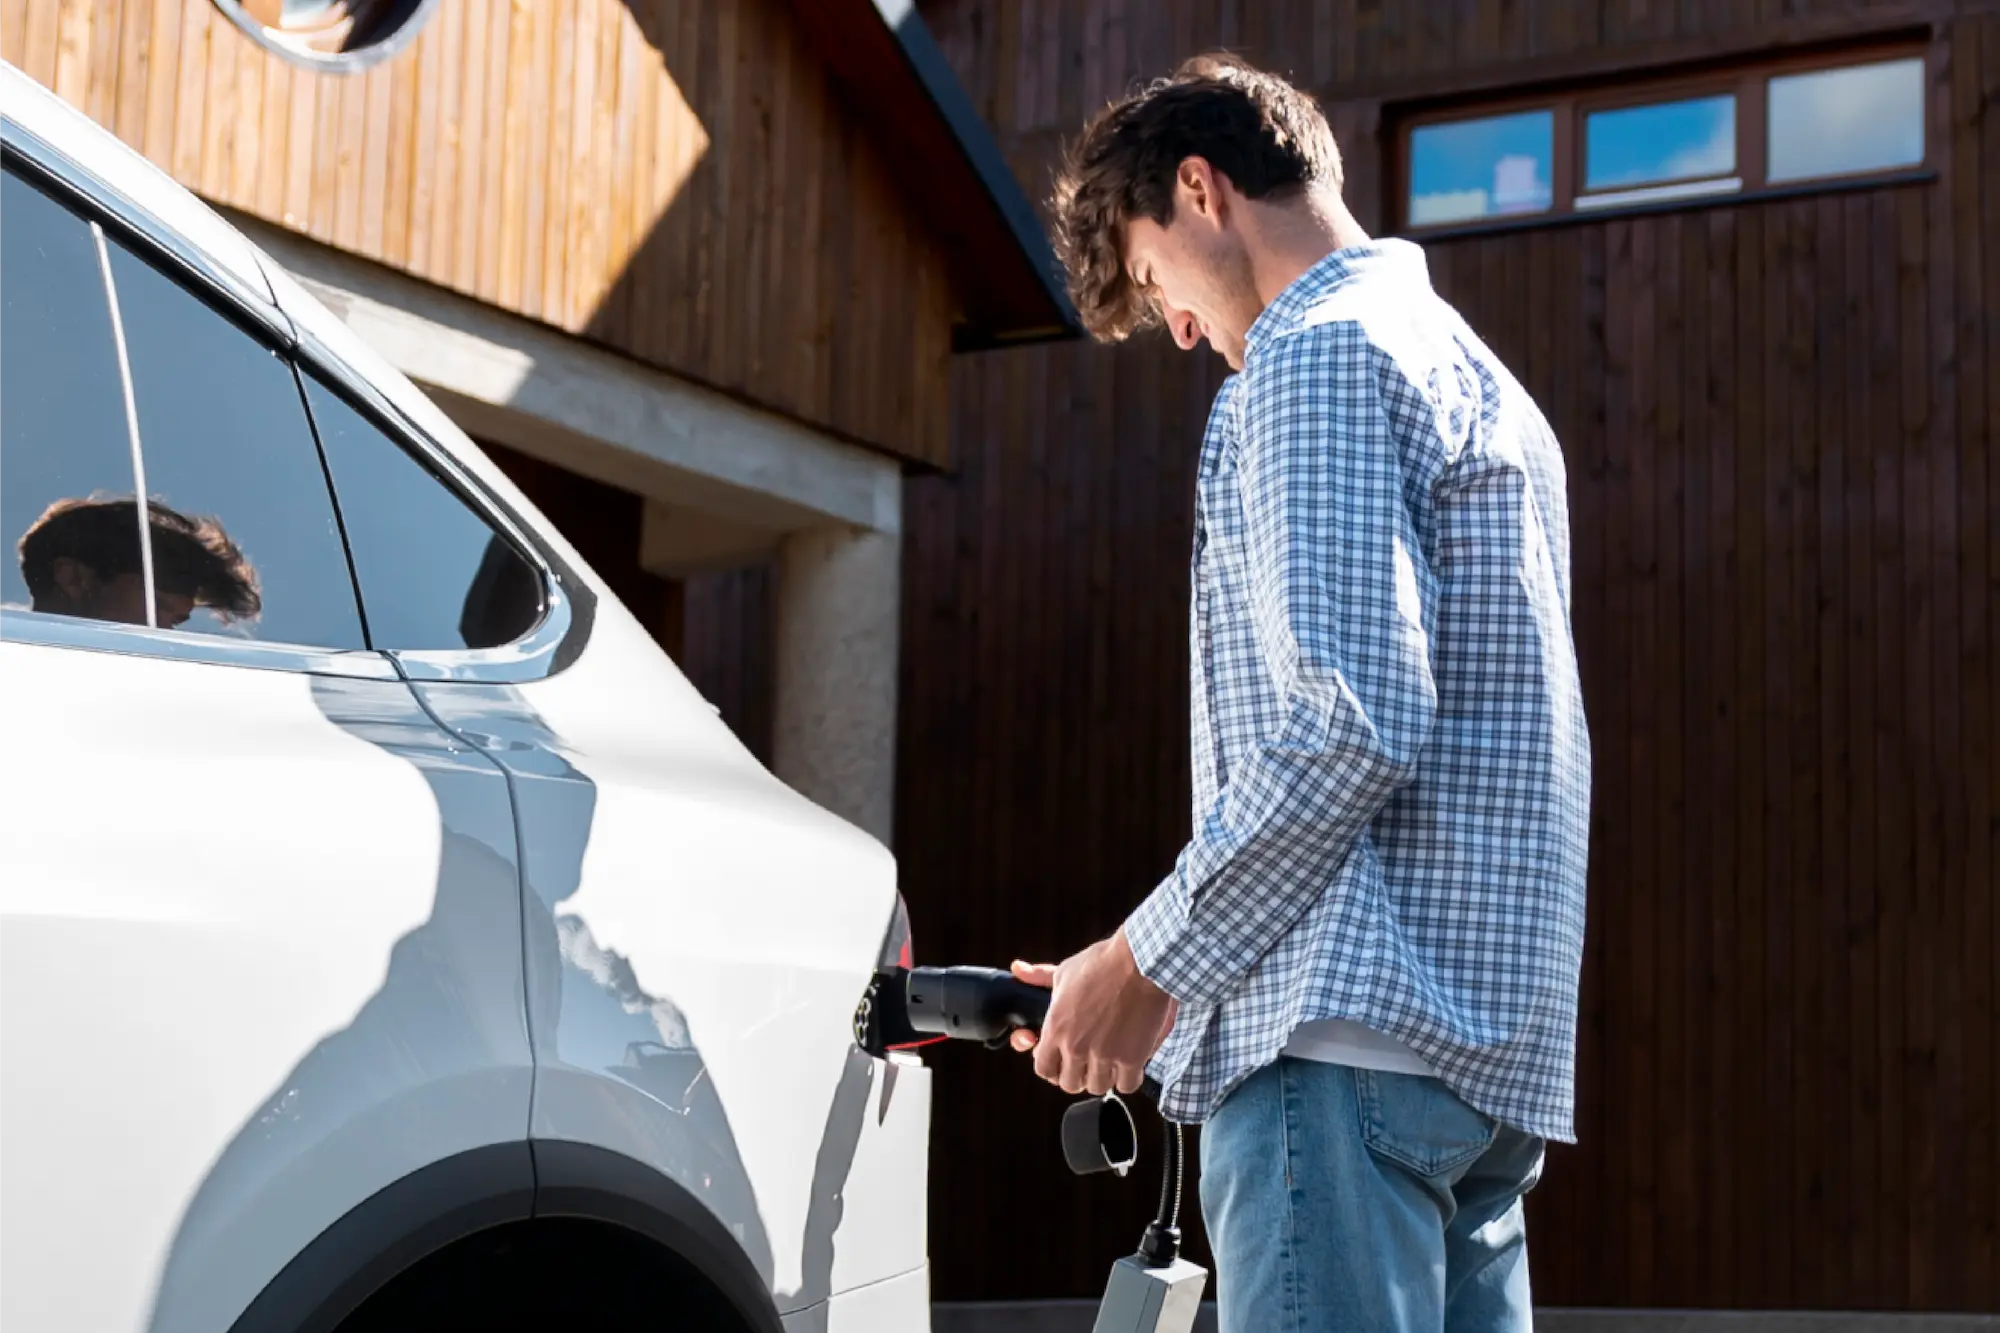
top-left (1355, 1068), bottom-right (1498, 1180)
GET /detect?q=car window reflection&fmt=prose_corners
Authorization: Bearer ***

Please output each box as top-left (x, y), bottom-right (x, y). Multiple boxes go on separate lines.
top-left (2, 154), bottom-right (543, 661)
top-left (0, 166), bottom-right (140, 619)
top-left (16, 494), bottom-right (260, 631)
top-left (104, 242), bottom-right (365, 650)
top-left (1, 157), bottom-right (366, 651)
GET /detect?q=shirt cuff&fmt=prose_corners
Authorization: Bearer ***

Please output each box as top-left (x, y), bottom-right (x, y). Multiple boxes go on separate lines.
top-left (1123, 869), bottom-right (1229, 1007)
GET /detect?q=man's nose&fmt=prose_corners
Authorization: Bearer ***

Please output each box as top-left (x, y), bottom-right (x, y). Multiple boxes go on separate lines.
top-left (1162, 303), bottom-right (1201, 351)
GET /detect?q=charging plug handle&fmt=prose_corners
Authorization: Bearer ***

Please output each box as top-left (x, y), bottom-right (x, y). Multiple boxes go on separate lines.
top-left (903, 965), bottom-right (1051, 1043)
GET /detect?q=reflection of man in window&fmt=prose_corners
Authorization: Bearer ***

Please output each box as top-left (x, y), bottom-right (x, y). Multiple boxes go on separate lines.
top-left (17, 496), bottom-right (260, 630)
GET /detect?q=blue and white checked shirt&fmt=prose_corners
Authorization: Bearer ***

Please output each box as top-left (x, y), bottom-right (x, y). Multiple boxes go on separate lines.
top-left (1124, 240), bottom-right (1591, 1142)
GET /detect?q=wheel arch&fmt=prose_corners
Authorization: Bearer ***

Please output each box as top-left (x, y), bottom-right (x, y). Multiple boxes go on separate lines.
top-left (224, 1139), bottom-right (782, 1333)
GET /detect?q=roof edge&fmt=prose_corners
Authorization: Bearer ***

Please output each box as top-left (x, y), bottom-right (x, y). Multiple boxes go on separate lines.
top-left (872, 0), bottom-right (1079, 344)
top-left (785, 0), bottom-right (1080, 349)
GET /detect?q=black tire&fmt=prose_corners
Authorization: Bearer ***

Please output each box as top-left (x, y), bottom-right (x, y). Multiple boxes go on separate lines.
top-left (334, 1218), bottom-right (750, 1333)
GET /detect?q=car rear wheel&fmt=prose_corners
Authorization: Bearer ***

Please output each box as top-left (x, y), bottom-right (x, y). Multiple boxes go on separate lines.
top-left (333, 1217), bottom-right (753, 1332)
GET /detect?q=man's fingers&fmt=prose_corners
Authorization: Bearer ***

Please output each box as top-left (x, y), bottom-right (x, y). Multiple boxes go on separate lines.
top-left (1033, 1034), bottom-right (1063, 1087)
top-left (1029, 1046), bottom-right (1143, 1096)
top-left (1011, 959), bottom-right (1058, 988)
top-left (1011, 936), bottom-right (1171, 1098)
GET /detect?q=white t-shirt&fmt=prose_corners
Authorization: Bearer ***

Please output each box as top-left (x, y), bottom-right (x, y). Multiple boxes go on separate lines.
top-left (1283, 1017), bottom-right (1437, 1076)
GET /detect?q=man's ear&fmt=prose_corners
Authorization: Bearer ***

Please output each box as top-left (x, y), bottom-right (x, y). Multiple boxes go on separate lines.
top-left (49, 556), bottom-right (99, 602)
top-left (1177, 157), bottom-right (1210, 214)
top-left (1176, 157), bottom-right (1228, 227)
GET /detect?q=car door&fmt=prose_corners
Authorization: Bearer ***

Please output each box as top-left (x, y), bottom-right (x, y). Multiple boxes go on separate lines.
top-left (0, 149), bottom-right (532, 1333)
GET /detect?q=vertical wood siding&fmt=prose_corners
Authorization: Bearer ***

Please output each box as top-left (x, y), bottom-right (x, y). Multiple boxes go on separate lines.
top-left (3, 0), bottom-right (956, 463)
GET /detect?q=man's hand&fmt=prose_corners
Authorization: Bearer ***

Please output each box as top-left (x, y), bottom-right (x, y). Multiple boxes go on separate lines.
top-left (1007, 928), bottom-right (1177, 1096)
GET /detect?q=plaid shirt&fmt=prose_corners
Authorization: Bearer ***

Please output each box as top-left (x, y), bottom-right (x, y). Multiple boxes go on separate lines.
top-left (1124, 240), bottom-right (1591, 1142)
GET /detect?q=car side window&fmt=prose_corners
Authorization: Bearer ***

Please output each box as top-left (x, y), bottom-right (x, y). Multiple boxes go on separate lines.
top-left (302, 374), bottom-right (543, 652)
top-left (1, 165), bottom-right (145, 622)
top-left (102, 220), bottom-right (365, 648)
top-left (0, 161), bottom-right (366, 650)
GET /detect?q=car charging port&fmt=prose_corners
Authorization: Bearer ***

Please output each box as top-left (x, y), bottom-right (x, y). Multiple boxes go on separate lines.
top-left (853, 893), bottom-right (948, 1057)
top-left (854, 965), bottom-right (936, 1056)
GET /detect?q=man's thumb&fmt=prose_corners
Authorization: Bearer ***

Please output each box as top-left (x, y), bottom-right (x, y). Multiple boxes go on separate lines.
top-left (1010, 959), bottom-right (1057, 988)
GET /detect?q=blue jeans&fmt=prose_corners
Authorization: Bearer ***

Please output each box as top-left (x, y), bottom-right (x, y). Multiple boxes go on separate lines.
top-left (1199, 1057), bottom-right (1546, 1333)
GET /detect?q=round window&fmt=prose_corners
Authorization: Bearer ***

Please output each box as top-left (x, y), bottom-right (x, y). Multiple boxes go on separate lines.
top-left (212, 0), bottom-right (439, 71)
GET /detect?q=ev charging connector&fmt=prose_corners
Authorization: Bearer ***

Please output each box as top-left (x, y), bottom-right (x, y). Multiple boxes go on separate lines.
top-left (866, 964), bottom-right (1210, 1333)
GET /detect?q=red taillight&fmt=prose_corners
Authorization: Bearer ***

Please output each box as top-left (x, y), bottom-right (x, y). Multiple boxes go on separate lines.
top-left (879, 892), bottom-right (913, 971)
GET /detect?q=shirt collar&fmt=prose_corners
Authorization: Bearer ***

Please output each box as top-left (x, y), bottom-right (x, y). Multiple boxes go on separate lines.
top-left (1242, 237), bottom-right (1431, 356)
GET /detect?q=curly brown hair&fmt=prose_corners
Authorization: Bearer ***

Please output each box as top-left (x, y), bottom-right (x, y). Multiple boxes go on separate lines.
top-left (19, 494), bottom-right (262, 621)
top-left (1050, 54), bottom-right (1342, 342)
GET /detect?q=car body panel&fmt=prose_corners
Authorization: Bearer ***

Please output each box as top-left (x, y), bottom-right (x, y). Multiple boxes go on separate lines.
top-left (820, 1051), bottom-right (933, 1298)
top-left (783, 1264), bottom-right (933, 1333)
top-left (0, 647), bottom-right (532, 1333)
top-left (417, 678), bottom-right (931, 1311)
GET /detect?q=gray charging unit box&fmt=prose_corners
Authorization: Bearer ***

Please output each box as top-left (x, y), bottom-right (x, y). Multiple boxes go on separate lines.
top-left (1091, 1253), bottom-right (1208, 1333)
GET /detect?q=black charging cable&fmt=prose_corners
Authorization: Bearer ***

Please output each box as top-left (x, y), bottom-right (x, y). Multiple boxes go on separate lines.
top-left (1136, 1116), bottom-right (1184, 1266)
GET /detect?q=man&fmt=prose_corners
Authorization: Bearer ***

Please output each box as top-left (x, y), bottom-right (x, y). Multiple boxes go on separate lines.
top-left (1008, 55), bottom-right (1591, 1333)
top-left (17, 494), bottom-right (260, 630)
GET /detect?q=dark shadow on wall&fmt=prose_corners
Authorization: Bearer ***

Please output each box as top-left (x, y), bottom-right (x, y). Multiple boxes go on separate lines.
top-left (679, 565), bottom-right (775, 767)
top-left (578, 0), bottom-right (870, 449)
top-left (139, 672), bottom-right (873, 1330)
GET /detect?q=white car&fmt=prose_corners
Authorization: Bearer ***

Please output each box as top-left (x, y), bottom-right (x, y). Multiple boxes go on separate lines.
top-left (0, 60), bottom-right (932, 1333)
